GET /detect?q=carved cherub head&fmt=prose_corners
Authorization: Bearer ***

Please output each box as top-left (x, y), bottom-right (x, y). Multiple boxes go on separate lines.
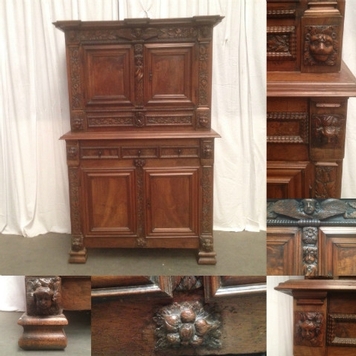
top-left (301, 199), bottom-right (317, 215)
top-left (33, 286), bottom-right (55, 315)
top-left (303, 246), bottom-right (318, 264)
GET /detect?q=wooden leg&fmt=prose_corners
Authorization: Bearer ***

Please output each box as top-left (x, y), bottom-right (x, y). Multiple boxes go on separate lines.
top-left (18, 277), bottom-right (68, 350)
top-left (198, 234), bottom-right (217, 265)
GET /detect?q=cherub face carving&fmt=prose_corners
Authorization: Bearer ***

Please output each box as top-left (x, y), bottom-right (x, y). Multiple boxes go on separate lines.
top-left (302, 199), bottom-right (316, 215)
top-left (34, 286), bottom-right (53, 314)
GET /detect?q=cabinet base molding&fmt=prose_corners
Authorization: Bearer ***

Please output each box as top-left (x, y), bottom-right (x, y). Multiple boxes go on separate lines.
top-left (17, 314), bottom-right (68, 350)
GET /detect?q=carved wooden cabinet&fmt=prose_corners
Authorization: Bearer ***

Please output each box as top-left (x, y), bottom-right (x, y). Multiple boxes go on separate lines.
top-left (267, 0), bottom-right (356, 198)
top-left (276, 278), bottom-right (356, 356)
top-left (91, 276), bottom-right (266, 355)
top-left (54, 16), bottom-right (223, 264)
top-left (267, 199), bottom-right (356, 276)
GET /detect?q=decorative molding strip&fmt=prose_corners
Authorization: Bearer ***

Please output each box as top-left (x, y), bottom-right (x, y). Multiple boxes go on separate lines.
top-left (327, 313), bottom-right (356, 346)
top-left (267, 9), bottom-right (296, 19)
top-left (267, 112), bottom-right (308, 144)
top-left (154, 301), bottom-right (221, 350)
top-left (267, 26), bottom-right (297, 60)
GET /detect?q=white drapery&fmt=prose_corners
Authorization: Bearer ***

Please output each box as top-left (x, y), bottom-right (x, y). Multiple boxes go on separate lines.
top-left (0, 0), bottom-right (266, 237)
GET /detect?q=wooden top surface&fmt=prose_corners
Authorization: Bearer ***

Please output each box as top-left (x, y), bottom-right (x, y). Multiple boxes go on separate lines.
top-left (276, 278), bottom-right (356, 296)
top-left (60, 129), bottom-right (220, 140)
top-left (267, 62), bottom-right (356, 97)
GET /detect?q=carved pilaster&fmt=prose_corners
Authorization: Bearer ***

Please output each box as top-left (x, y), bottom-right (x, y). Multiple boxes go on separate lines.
top-left (18, 277), bottom-right (68, 350)
top-left (68, 167), bottom-right (87, 263)
top-left (135, 159), bottom-right (146, 241)
top-left (154, 301), bottom-right (221, 350)
top-left (134, 44), bottom-right (144, 107)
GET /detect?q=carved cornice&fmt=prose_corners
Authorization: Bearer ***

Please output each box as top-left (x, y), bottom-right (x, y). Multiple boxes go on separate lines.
top-left (267, 199), bottom-right (356, 226)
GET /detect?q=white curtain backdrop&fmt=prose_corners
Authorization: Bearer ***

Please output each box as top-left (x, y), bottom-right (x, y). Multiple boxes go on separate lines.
top-left (341, 0), bottom-right (356, 198)
top-left (0, 0), bottom-right (266, 239)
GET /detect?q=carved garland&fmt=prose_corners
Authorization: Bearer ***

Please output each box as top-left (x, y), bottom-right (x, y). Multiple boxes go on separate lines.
top-left (154, 301), bottom-right (221, 350)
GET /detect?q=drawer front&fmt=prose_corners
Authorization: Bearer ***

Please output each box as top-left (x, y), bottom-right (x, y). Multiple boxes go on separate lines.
top-left (81, 147), bottom-right (119, 159)
top-left (160, 146), bottom-right (200, 158)
top-left (121, 147), bottom-right (158, 158)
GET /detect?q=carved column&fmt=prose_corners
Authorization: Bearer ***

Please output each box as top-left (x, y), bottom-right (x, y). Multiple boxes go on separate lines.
top-left (18, 277), bottom-right (68, 350)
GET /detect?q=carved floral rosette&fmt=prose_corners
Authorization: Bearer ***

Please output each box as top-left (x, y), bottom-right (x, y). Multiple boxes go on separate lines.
top-left (154, 301), bottom-right (221, 350)
top-left (25, 277), bottom-right (62, 316)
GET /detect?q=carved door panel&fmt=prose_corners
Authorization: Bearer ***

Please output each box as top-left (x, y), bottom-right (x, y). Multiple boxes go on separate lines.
top-left (144, 167), bottom-right (200, 238)
top-left (267, 227), bottom-right (302, 275)
top-left (82, 44), bottom-right (135, 109)
top-left (144, 43), bottom-right (196, 107)
top-left (267, 161), bottom-right (314, 198)
top-left (320, 227), bottom-right (356, 277)
top-left (91, 276), bottom-right (266, 356)
top-left (81, 168), bottom-right (138, 241)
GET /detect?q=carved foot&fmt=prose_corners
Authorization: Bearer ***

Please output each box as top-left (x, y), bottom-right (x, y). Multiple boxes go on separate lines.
top-left (68, 247), bottom-right (87, 263)
top-left (19, 276), bottom-right (68, 350)
top-left (198, 234), bottom-right (217, 264)
top-left (18, 314), bottom-right (68, 350)
top-left (198, 250), bottom-right (217, 265)
top-left (69, 235), bottom-right (87, 263)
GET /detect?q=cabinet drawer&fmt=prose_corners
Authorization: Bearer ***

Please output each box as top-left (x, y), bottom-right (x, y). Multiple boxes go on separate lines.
top-left (160, 146), bottom-right (200, 158)
top-left (81, 147), bottom-right (119, 159)
top-left (121, 147), bottom-right (158, 158)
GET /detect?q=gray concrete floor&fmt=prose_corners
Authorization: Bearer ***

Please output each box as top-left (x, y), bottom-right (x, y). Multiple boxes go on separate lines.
top-left (0, 230), bottom-right (266, 276)
top-left (0, 310), bottom-right (91, 355)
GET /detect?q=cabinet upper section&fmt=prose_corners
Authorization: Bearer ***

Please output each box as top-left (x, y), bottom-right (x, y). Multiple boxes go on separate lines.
top-left (267, 0), bottom-right (346, 73)
top-left (54, 16), bottom-right (223, 132)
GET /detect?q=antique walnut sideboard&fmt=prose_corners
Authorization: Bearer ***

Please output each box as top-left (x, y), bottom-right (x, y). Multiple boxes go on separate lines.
top-left (267, 0), bottom-right (356, 199)
top-left (54, 16), bottom-right (223, 264)
top-left (91, 276), bottom-right (266, 356)
top-left (276, 278), bottom-right (356, 356)
top-left (267, 199), bottom-right (356, 276)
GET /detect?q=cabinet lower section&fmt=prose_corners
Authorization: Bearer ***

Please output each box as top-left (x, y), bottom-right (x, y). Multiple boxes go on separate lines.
top-left (64, 132), bottom-right (218, 264)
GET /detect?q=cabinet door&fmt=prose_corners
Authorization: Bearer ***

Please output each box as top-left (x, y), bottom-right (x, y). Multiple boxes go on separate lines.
top-left (144, 167), bottom-right (199, 237)
top-left (82, 169), bottom-right (137, 237)
top-left (144, 43), bottom-right (196, 107)
top-left (267, 226), bottom-right (302, 275)
top-left (320, 227), bottom-right (356, 277)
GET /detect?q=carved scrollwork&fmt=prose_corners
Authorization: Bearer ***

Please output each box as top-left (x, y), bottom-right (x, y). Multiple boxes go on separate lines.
top-left (26, 277), bottom-right (62, 316)
top-left (198, 44), bottom-right (209, 106)
top-left (304, 25), bottom-right (339, 66)
top-left (295, 312), bottom-right (324, 347)
top-left (154, 301), bottom-right (221, 350)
